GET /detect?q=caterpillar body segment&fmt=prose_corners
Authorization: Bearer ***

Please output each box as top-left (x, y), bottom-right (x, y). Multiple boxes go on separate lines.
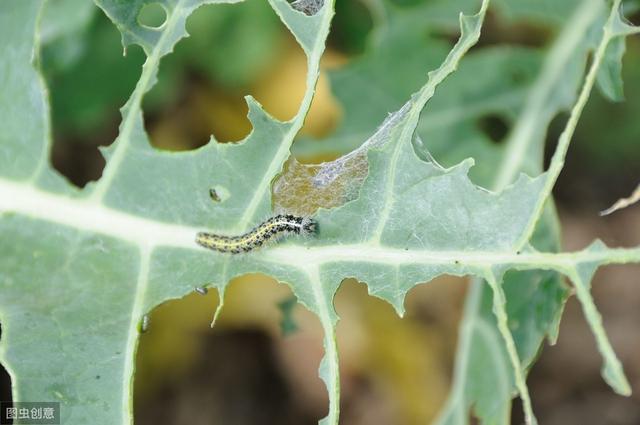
top-left (196, 214), bottom-right (317, 254)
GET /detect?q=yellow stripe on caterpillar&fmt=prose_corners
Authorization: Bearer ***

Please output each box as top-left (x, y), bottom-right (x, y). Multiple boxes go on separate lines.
top-left (196, 214), bottom-right (317, 254)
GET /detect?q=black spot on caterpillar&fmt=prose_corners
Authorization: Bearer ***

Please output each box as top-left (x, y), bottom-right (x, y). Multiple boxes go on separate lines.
top-left (196, 214), bottom-right (317, 254)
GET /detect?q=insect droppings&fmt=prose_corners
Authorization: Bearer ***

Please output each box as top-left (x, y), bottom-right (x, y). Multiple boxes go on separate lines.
top-left (140, 315), bottom-right (150, 333)
top-left (209, 188), bottom-right (221, 202)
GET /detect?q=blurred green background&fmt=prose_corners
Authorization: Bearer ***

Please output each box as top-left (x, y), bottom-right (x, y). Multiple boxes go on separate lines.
top-left (2, 0), bottom-right (639, 424)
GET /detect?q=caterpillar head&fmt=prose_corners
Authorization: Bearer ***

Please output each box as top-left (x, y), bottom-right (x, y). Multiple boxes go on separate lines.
top-left (301, 217), bottom-right (318, 236)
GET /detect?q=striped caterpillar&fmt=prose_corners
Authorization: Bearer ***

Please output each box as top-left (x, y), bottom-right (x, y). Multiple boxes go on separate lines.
top-left (196, 214), bottom-right (317, 254)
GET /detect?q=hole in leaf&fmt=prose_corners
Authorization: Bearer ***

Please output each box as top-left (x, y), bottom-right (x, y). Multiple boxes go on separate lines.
top-left (0, 324), bottom-right (12, 409)
top-left (546, 80), bottom-right (640, 213)
top-left (42, 7), bottom-right (145, 187)
top-left (625, 4), bottom-right (640, 27)
top-left (143, 0), bottom-right (318, 150)
top-left (510, 395), bottom-right (526, 424)
top-left (134, 274), bottom-right (325, 424)
top-left (0, 364), bottom-right (10, 414)
top-left (327, 0), bottom-right (373, 55)
top-left (333, 278), bottom-right (465, 424)
top-left (475, 10), bottom-right (551, 49)
top-left (519, 265), bottom-right (640, 425)
top-left (427, 27), bottom-right (461, 46)
top-left (137, 3), bottom-right (167, 29)
top-left (476, 114), bottom-right (509, 144)
top-left (137, 328), bottom-right (303, 424)
top-left (50, 140), bottom-right (107, 188)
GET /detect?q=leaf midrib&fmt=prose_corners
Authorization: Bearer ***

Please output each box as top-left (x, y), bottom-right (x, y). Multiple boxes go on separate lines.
top-left (4, 179), bottom-right (639, 273)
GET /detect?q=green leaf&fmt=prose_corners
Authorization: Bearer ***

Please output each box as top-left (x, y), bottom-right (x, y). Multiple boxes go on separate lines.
top-left (595, 2), bottom-right (640, 101)
top-left (0, 0), bottom-right (336, 423)
top-left (2, 2), bottom-right (639, 425)
top-left (437, 0), bottom-right (640, 423)
top-left (283, 1), bottom-right (602, 421)
top-left (0, 0), bottom-right (51, 182)
top-left (597, 35), bottom-right (628, 101)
